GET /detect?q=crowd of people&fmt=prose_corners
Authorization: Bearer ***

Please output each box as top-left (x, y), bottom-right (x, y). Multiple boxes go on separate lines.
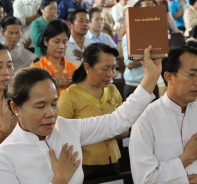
top-left (0, 0), bottom-right (197, 184)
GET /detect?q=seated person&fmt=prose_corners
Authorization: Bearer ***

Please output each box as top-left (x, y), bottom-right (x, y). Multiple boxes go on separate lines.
top-left (65, 9), bottom-right (92, 66)
top-left (31, 0), bottom-right (58, 58)
top-left (86, 7), bottom-right (117, 48)
top-left (0, 43), bottom-right (17, 143)
top-left (1, 16), bottom-right (38, 72)
top-left (58, 42), bottom-right (128, 179)
top-left (130, 46), bottom-right (197, 183)
top-left (169, 0), bottom-right (189, 32)
top-left (13, 0), bottom-right (40, 49)
top-left (31, 19), bottom-right (78, 96)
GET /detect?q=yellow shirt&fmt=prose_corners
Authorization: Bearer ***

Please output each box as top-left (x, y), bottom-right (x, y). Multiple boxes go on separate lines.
top-left (58, 83), bottom-right (122, 165)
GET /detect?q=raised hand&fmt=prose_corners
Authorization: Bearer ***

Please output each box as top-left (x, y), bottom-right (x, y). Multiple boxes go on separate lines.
top-left (50, 144), bottom-right (81, 184)
top-left (140, 45), bottom-right (162, 94)
top-left (142, 45), bottom-right (162, 77)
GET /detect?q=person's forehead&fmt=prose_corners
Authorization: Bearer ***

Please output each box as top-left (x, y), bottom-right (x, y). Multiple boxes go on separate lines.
top-left (179, 52), bottom-right (197, 69)
top-left (92, 11), bottom-right (103, 17)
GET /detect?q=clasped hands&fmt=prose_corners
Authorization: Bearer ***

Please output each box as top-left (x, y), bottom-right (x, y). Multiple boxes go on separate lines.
top-left (54, 70), bottom-right (72, 88)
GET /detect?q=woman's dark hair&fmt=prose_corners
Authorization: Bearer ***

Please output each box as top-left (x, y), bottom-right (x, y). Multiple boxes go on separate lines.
top-left (37, 0), bottom-right (57, 16)
top-left (0, 42), bottom-right (9, 52)
top-left (1, 16), bottom-right (22, 30)
top-left (4, 67), bottom-right (57, 111)
top-left (161, 46), bottom-right (197, 86)
top-left (72, 43), bottom-right (119, 84)
top-left (40, 19), bottom-right (70, 55)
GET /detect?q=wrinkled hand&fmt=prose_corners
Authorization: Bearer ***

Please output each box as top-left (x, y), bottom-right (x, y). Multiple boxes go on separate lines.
top-left (142, 45), bottom-right (162, 77)
top-left (50, 144), bottom-right (81, 184)
top-left (23, 36), bottom-right (32, 49)
top-left (54, 70), bottom-right (72, 88)
top-left (188, 174), bottom-right (197, 184)
top-left (73, 49), bottom-right (83, 61)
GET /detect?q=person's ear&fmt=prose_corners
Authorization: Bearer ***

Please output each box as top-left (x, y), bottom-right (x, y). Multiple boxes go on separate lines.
top-left (84, 62), bottom-right (91, 74)
top-left (10, 101), bottom-right (19, 117)
top-left (67, 21), bottom-right (72, 29)
top-left (43, 37), bottom-right (48, 47)
top-left (164, 71), bottom-right (173, 85)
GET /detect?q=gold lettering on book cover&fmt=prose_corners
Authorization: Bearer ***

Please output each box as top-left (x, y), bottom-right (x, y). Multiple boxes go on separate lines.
top-left (135, 17), bottom-right (160, 22)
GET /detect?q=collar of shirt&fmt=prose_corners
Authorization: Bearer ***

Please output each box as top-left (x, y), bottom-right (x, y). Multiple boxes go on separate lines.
top-left (86, 30), bottom-right (104, 41)
top-left (162, 93), bottom-right (187, 114)
top-left (68, 35), bottom-right (77, 43)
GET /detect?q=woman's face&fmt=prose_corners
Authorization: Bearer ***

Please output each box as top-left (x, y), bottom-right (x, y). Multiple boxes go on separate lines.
top-left (16, 79), bottom-right (59, 139)
top-left (41, 1), bottom-right (57, 22)
top-left (44, 32), bottom-right (68, 59)
top-left (2, 24), bottom-right (22, 49)
top-left (87, 52), bottom-right (116, 88)
top-left (0, 49), bottom-right (14, 91)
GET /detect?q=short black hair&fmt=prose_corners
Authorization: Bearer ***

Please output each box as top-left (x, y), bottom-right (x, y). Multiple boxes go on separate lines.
top-left (67, 9), bottom-right (88, 24)
top-left (88, 7), bottom-right (102, 22)
top-left (161, 46), bottom-right (197, 86)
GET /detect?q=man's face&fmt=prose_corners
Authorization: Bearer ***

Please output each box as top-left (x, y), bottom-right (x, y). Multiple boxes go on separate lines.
top-left (167, 52), bottom-right (197, 108)
top-left (70, 12), bottom-right (89, 36)
top-left (89, 12), bottom-right (104, 32)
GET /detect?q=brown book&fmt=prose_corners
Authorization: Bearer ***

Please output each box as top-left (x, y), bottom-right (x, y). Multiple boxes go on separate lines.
top-left (125, 5), bottom-right (169, 61)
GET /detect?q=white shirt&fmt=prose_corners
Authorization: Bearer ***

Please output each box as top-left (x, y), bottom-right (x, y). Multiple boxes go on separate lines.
top-left (127, 0), bottom-right (138, 7)
top-left (183, 6), bottom-right (197, 37)
top-left (129, 93), bottom-right (197, 184)
top-left (111, 3), bottom-right (127, 29)
top-left (13, 0), bottom-right (41, 45)
top-left (65, 35), bottom-right (92, 66)
top-left (85, 30), bottom-right (117, 48)
top-left (0, 85), bottom-right (154, 184)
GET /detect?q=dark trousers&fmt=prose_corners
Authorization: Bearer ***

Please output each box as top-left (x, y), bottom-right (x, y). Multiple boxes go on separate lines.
top-left (83, 162), bottom-right (120, 180)
top-left (124, 84), bottom-right (159, 101)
